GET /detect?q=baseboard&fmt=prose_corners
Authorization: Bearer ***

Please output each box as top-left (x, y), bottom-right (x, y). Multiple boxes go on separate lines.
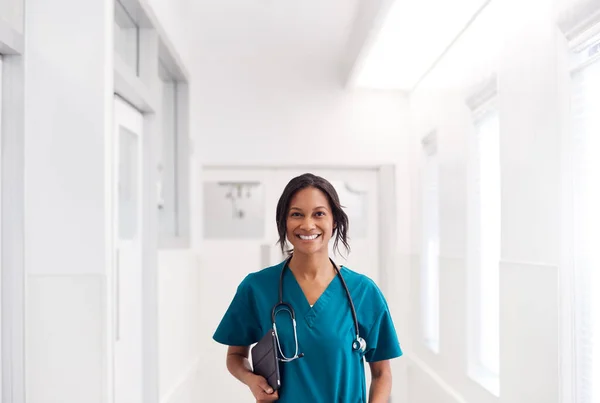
top-left (160, 357), bottom-right (202, 403)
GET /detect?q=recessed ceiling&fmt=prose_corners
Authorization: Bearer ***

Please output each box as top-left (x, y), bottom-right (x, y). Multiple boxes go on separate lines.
top-left (350, 0), bottom-right (492, 91)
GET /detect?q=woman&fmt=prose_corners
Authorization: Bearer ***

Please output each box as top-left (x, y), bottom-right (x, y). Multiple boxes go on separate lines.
top-left (213, 173), bottom-right (402, 402)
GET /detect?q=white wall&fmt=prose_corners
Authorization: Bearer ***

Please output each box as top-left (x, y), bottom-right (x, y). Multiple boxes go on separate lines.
top-left (195, 54), bottom-right (410, 167)
top-left (157, 250), bottom-right (202, 403)
top-left (23, 0), bottom-right (112, 401)
top-left (405, 0), bottom-right (567, 402)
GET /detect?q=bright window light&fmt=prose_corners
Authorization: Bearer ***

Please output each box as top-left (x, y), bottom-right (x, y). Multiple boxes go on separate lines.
top-left (352, 0), bottom-right (490, 90)
top-left (572, 49), bottom-right (600, 403)
top-left (467, 102), bottom-right (500, 395)
top-left (421, 137), bottom-right (439, 352)
top-left (157, 60), bottom-right (190, 248)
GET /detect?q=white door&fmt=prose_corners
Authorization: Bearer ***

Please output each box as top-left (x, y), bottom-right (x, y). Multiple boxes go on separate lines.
top-left (113, 96), bottom-right (144, 403)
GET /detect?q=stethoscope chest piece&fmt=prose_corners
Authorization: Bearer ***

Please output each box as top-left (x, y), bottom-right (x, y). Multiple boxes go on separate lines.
top-left (352, 336), bottom-right (367, 353)
top-left (275, 257), bottom-right (367, 359)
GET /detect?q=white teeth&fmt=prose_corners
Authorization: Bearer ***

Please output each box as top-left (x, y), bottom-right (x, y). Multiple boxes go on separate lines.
top-left (299, 234), bottom-right (319, 240)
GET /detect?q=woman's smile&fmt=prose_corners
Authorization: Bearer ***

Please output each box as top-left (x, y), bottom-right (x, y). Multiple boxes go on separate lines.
top-left (296, 233), bottom-right (322, 241)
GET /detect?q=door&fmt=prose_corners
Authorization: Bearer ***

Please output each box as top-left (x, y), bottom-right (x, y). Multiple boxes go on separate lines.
top-left (113, 96), bottom-right (144, 403)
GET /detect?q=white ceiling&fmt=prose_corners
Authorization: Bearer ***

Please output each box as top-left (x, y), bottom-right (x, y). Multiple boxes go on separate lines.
top-left (184, 0), bottom-right (493, 91)
top-left (189, 0), bottom-right (363, 70)
top-left (352, 0), bottom-right (492, 91)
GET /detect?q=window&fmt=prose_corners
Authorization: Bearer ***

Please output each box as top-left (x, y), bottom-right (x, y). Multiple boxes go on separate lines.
top-left (570, 29), bottom-right (600, 403)
top-left (157, 60), bottom-right (190, 247)
top-left (421, 131), bottom-right (439, 353)
top-left (467, 98), bottom-right (500, 395)
top-left (114, 0), bottom-right (139, 76)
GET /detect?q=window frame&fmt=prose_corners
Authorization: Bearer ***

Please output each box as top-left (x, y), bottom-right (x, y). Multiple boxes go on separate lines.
top-left (157, 59), bottom-right (190, 249)
top-left (465, 81), bottom-right (501, 397)
top-left (114, 0), bottom-right (141, 77)
top-left (420, 130), bottom-right (440, 354)
top-left (563, 23), bottom-right (600, 403)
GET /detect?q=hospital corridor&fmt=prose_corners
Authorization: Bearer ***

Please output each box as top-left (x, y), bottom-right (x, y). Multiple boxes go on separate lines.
top-left (0, 0), bottom-right (598, 402)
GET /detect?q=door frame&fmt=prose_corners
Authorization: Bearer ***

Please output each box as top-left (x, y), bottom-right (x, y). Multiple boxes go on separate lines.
top-left (108, 93), bottom-right (160, 403)
top-left (111, 95), bottom-right (145, 403)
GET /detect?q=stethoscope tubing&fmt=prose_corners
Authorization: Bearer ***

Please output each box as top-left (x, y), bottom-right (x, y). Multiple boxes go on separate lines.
top-left (271, 256), bottom-right (365, 361)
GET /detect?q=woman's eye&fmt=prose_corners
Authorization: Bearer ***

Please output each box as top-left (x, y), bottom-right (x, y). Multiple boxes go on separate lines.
top-left (315, 212), bottom-right (325, 217)
top-left (290, 212), bottom-right (301, 217)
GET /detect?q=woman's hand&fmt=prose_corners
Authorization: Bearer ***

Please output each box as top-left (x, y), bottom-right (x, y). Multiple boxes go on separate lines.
top-left (225, 346), bottom-right (279, 401)
top-left (245, 373), bottom-right (279, 402)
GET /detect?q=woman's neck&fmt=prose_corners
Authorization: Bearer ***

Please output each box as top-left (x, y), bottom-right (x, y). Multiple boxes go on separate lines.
top-left (288, 251), bottom-right (333, 281)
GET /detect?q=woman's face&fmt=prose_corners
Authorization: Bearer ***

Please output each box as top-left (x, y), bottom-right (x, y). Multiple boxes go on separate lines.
top-left (286, 187), bottom-right (334, 256)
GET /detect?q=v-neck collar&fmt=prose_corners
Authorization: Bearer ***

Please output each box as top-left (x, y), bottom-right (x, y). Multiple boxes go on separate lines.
top-left (282, 265), bottom-right (345, 328)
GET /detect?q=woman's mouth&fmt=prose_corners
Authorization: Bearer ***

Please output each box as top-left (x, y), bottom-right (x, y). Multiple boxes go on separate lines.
top-left (297, 234), bottom-right (321, 241)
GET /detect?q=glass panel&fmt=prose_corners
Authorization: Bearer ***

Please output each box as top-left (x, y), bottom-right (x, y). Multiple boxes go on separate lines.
top-left (422, 154), bottom-right (439, 352)
top-left (114, 0), bottom-right (139, 75)
top-left (329, 181), bottom-right (368, 238)
top-left (572, 58), bottom-right (600, 403)
top-left (118, 126), bottom-right (139, 240)
top-left (158, 65), bottom-right (178, 237)
top-left (203, 182), bottom-right (265, 239)
top-left (475, 110), bottom-right (500, 376)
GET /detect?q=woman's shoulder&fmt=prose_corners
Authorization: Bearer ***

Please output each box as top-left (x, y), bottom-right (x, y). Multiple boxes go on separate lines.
top-left (340, 266), bottom-right (379, 290)
top-left (238, 261), bottom-right (284, 289)
top-left (340, 266), bottom-right (388, 307)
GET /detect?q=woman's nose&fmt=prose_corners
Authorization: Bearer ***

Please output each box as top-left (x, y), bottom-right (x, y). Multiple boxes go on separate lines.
top-left (300, 217), bottom-right (316, 230)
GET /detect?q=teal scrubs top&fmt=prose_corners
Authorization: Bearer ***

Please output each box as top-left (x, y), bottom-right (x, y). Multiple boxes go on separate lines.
top-left (213, 261), bottom-right (403, 402)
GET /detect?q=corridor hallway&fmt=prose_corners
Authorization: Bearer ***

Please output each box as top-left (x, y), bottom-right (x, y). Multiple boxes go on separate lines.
top-left (0, 0), bottom-right (596, 402)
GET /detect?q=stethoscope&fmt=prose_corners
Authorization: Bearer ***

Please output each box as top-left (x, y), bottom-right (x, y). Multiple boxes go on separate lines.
top-left (271, 257), bottom-right (367, 362)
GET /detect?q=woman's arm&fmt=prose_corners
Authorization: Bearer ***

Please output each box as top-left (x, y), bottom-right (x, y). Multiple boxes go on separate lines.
top-left (226, 346), bottom-right (279, 401)
top-left (226, 345), bottom-right (254, 385)
top-left (368, 360), bottom-right (393, 403)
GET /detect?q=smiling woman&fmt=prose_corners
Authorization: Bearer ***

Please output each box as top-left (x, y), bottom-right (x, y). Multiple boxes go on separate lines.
top-left (275, 173), bottom-right (349, 259)
top-left (212, 173), bottom-right (403, 403)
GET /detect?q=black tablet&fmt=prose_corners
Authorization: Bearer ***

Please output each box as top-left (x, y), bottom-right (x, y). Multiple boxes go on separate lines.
top-left (251, 329), bottom-right (281, 391)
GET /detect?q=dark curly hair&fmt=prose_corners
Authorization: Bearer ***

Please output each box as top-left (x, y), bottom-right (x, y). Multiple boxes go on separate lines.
top-left (275, 173), bottom-right (350, 257)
